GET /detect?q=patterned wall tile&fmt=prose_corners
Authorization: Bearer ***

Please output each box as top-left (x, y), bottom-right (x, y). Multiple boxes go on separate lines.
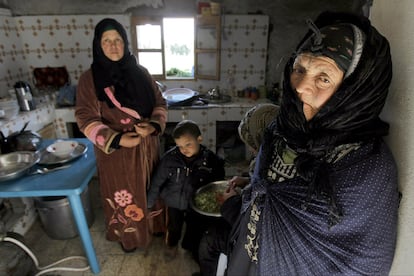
top-left (16, 15), bottom-right (129, 85)
top-left (0, 12), bottom-right (129, 97)
top-left (220, 15), bottom-right (269, 92)
top-left (0, 10), bottom-right (29, 96)
top-left (0, 12), bottom-right (268, 98)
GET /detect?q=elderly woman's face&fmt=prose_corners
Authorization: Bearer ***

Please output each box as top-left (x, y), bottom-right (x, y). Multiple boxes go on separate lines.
top-left (290, 53), bottom-right (344, 121)
top-left (100, 30), bottom-right (124, 61)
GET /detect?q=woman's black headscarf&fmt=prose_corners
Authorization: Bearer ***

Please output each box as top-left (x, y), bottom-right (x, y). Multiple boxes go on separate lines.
top-left (91, 18), bottom-right (155, 118)
top-left (267, 11), bottom-right (392, 221)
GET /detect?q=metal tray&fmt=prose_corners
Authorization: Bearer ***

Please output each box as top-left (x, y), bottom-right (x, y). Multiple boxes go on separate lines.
top-left (162, 88), bottom-right (198, 104)
top-left (0, 151), bottom-right (40, 182)
top-left (38, 142), bottom-right (87, 165)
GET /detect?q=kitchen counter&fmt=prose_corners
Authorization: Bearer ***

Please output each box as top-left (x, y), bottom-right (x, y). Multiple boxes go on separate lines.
top-left (165, 97), bottom-right (270, 146)
top-left (55, 106), bottom-right (76, 138)
top-left (0, 102), bottom-right (55, 137)
top-left (54, 97), bottom-right (272, 138)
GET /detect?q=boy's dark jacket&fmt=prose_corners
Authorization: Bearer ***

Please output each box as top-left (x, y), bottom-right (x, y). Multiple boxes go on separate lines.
top-left (147, 144), bottom-right (225, 210)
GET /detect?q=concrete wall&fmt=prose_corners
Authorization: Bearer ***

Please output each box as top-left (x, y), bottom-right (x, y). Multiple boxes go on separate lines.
top-left (370, 1), bottom-right (414, 274)
top-left (3, 0), bottom-right (367, 89)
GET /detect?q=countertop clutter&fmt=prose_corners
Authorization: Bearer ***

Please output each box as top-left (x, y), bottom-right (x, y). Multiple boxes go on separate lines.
top-left (0, 91), bottom-right (271, 144)
top-left (0, 101), bottom-right (56, 142)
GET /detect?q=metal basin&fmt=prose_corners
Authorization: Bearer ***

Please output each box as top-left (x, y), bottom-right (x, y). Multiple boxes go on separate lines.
top-left (198, 94), bottom-right (232, 104)
top-left (0, 151), bottom-right (40, 182)
top-left (191, 180), bottom-right (229, 217)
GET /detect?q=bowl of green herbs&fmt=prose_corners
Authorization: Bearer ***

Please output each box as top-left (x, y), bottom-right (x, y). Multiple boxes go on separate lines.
top-left (191, 180), bottom-right (229, 217)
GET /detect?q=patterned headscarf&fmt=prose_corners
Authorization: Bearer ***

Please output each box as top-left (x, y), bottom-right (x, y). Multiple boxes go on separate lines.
top-left (268, 11), bottom-right (392, 225)
top-left (297, 21), bottom-right (365, 78)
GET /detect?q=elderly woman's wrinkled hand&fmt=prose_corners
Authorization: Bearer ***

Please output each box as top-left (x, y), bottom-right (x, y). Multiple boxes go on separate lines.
top-left (216, 185), bottom-right (239, 205)
top-left (228, 176), bottom-right (250, 189)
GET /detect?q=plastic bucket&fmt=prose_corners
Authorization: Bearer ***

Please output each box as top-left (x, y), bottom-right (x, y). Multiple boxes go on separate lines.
top-left (34, 187), bottom-right (94, 240)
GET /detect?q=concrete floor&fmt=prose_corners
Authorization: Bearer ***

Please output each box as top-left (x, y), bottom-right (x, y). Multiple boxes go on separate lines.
top-left (23, 177), bottom-right (200, 276)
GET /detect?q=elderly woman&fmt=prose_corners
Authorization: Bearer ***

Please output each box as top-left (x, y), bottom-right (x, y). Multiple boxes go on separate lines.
top-left (225, 11), bottom-right (400, 275)
top-left (197, 103), bottom-right (279, 276)
top-left (75, 18), bottom-right (167, 252)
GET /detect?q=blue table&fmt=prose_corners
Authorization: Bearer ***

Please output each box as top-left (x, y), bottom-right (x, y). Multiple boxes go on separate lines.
top-left (0, 138), bottom-right (100, 274)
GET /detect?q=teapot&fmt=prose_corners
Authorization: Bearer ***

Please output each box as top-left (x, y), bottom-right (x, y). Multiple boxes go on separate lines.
top-left (0, 122), bottom-right (42, 154)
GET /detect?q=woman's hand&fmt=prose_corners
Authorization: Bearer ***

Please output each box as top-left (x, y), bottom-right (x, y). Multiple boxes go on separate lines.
top-left (134, 122), bottom-right (155, 138)
top-left (119, 132), bottom-right (142, 148)
top-left (228, 176), bottom-right (250, 189)
top-left (217, 186), bottom-right (238, 205)
top-left (216, 175), bottom-right (250, 205)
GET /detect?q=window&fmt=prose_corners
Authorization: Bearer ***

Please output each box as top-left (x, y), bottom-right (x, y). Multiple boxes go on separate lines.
top-left (131, 17), bottom-right (195, 80)
top-left (131, 15), bottom-right (221, 81)
top-left (195, 15), bottom-right (221, 80)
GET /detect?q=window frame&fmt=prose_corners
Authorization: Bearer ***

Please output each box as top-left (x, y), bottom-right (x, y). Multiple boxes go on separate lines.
top-left (195, 15), bottom-right (221, 80)
top-left (131, 16), bottom-right (165, 80)
top-left (131, 15), bottom-right (221, 81)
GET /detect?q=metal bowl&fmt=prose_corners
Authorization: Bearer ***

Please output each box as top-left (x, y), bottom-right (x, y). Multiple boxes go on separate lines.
top-left (0, 151), bottom-right (40, 182)
top-left (191, 180), bottom-right (229, 217)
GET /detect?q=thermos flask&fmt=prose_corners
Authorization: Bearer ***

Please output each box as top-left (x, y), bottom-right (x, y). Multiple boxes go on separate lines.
top-left (14, 81), bottom-right (36, 111)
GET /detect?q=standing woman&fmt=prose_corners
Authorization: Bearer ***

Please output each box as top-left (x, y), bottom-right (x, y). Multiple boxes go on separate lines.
top-left (75, 18), bottom-right (167, 252)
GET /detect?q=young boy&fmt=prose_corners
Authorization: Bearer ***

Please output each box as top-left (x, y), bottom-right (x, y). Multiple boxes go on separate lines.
top-left (147, 120), bottom-right (225, 261)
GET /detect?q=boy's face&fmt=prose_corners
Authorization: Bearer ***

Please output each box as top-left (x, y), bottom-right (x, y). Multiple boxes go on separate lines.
top-left (174, 133), bottom-right (202, 158)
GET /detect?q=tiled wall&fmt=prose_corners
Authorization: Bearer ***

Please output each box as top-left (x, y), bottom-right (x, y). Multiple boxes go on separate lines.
top-left (0, 10), bottom-right (129, 97)
top-left (164, 14), bottom-right (270, 94)
top-left (0, 10), bottom-right (268, 98)
top-left (0, 8), bottom-right (28, 97)
top-left (220, 15), bottom-right (269, 92)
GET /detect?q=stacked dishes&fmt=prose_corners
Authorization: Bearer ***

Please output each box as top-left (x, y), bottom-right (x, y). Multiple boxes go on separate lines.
top-left (0, 151), bottom-right (40, 182)
top-left (0, 98), bottom-right (20, 120)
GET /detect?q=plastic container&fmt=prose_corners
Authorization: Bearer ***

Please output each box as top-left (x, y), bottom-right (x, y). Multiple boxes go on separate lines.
top-left (34, 187), bottom-right (94, 240)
